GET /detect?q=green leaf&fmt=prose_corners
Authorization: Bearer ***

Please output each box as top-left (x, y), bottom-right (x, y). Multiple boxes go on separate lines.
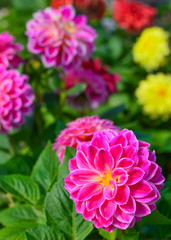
top-left (31, 141), bottom-right (59, 192)
top-left (26, 225), bottom-right (64, 240)
top-left (43, 93), bottom-right (59, 114)
top-left (58, 146), bottom-right (76, 181)
top-left (12, 0), bottom-right (47, 10)
top-left (0, 227), bottom-right (26, 240)
top-left (108, 36), bottom-right (123, 60)
top-left (0, 222), bottom-right (38, 240)
top-left (3, 155), bottom-right (32, 175)
top-left (140, 210), bottom-right (171, 225)
top-left (100, 104), bottom-right (125, 120)
top-left (0, 174), bottom-right (41, 205)
top-left (122, 232), bottom-right (139, 240)
top-left (0, 134), bottom-right (12, 165)
top-left (99, 228), bottom-right (118, 240)
top-left (66, 83), bottom-right (87, 96)
top-left (0, 204), bottom-right (45, 227)
top-left (45, 180), bottom-right (93, 240)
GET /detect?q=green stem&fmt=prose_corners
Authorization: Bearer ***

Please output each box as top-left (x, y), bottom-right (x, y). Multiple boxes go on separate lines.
top-left (59, 72), bottom-right (66, 118)
top-left (8, 135), bottom-right (17, 155)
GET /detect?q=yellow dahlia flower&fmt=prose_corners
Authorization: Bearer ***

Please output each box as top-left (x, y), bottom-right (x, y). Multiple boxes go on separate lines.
top-left (133, 27), bottom-right (170, 71)
top-left (135, 73), bottom-right (171, 120)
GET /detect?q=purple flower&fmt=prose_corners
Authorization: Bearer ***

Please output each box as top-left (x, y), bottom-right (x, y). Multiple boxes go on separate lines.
top-left (66, 68), bottom-right (108, 109)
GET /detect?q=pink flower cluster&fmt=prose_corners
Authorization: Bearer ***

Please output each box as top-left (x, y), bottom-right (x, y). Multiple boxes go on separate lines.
top-left (0, 66), bottom-right (34, 134)
top-left (65, 129), bottom-right (165, 232)
top-left (53, 116), bottom-right (119, 162)
top-left (26, 6), bottom-right (97, 69)
top-left (0, 32), bottom-right (23, 68)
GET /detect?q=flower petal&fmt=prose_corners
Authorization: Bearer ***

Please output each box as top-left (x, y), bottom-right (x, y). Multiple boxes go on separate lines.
top-left (109, 135), bottom-right (127, 148)
top-left (99, 200), bottom-right (117, 219)
top-left (112, 168), bottom-right (128, 186)
top-left (69, 157), bottom-right (78, 171)
top-left (114, 185), bottom-right (130, 205)
top-left (115, 206), bottom-right (134, 223)
top-left (130, 180), bottom-right (152, 198)
top-left (113, 217), bottom-right (130, 229)
top-left (87, 145), bottom-right (98, 169)
top-left (116, 158), bottom-right (134, 169)
top-left (127, 167), bottom-right (144, 185)
top-left (96, 209), bottom-right (113, 227)
top-left (91, 135), bottom-right (109, 150)
top-left (95, 149), bottom-right (114, 173)
top-left (77, 183), bottom-right (102, 201)
top-left (76, 151), bottom-right (90, 169)
top-left (120, 196), bottom-right (136, 214)
top-left (103, 180), bottom-right (117, 200)
top-left (70, 169), bottom-right (100, 185)
top-left (82, 202), bottom-right (95, 221)
top-left (110, 144), bottom-right (122, 163)
top-left (86, 191), bottom-right (105, 211)
top-left (135, 202), bottom-right (151, 217)
top-left (121, 146), bottom-right (138, 165)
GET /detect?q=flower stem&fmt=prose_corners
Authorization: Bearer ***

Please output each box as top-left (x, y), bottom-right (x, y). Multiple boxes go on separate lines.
top-left (8, 135), bottom-right (17, 155)
top-left (59, 72), bottom-right (66, 118)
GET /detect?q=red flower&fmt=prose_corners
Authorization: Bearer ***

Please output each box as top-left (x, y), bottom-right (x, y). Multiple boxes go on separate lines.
top-left (82, 59), bottom-right (120, 94)
top-left (113, 0), bottom-right (157, 32)
top-left (50, 0), bottom-right (73, 9)
top-left (50, 0), bottom-right (105, 19)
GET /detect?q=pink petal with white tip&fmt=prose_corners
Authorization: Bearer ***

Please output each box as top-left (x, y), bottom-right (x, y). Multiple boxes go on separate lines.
top-left (114, 185), bottom-right (130, 205)
top-left (99, 200), bottom-right (117, 219)
top-left (127, 167), bottom-right (144, 185)
top-left (135, 202), bottom-right (151, 217)
top-left (77, 183), bottom-right (102, 201)
top-left (130, 180), bottom-right (152, 198)
top-left (95, 149), bottom-right (114, 173)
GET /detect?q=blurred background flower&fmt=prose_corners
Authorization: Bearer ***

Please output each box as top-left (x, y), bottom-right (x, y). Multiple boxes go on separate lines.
top-left (26, 6), bottom-right (97, 69)
top-left (0, 66), bottom-right (34, 134)
top-left (65, 59), bottom-right (120, 110)
top-left (133, 27), bottom-right (170, 71)
top-left (113, 0), bottom-right (157, 32)
top-left (0, 31), bottom-right (23, 68)
top-left (53, 116), bottom-right (119, 162)
top-left (136, 73), bottom-right (171, 120)
top-left (66, 68), bottom-right (108, 110)
top-left (82, 59), bottom-right (120, 94)
top-left (50, 0), bottom-right (106, 20)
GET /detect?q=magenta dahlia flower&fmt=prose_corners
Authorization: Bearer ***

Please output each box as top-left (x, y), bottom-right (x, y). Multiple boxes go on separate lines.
top-left (53, 116), bottom-right (119, 162)
top-left (0, 32), bottom-right (23, 68)
top-left (26, 6), bottom-right (97, 69)
top-left (65, 68), bottom-right (108, 110)
top-left (65, 129), bottom-right (165, 232)
top-left (0, 66), bottom-right (34, 134)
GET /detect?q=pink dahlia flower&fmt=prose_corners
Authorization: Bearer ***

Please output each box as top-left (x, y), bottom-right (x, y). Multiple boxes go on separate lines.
top-left (0, 32), bottom-right (23, 68)
top-left (65, 129), bottom-right (165, 232)
top-left (0, 66), bottom-right (34, 134)
top-left (53, 116), bottom-right (119, 162)
top-left (26, 6), bottom-right (97, 69)
top-left (65, 68), bottom-right (108, 110)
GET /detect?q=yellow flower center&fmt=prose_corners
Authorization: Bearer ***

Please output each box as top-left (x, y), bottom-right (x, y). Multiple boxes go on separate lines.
top-left (101, 172), bottom-right (113, 186)
top-left (157, 88), bottom-right (168, 97)
top-left (64, 22), bottom-right (77, 34)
